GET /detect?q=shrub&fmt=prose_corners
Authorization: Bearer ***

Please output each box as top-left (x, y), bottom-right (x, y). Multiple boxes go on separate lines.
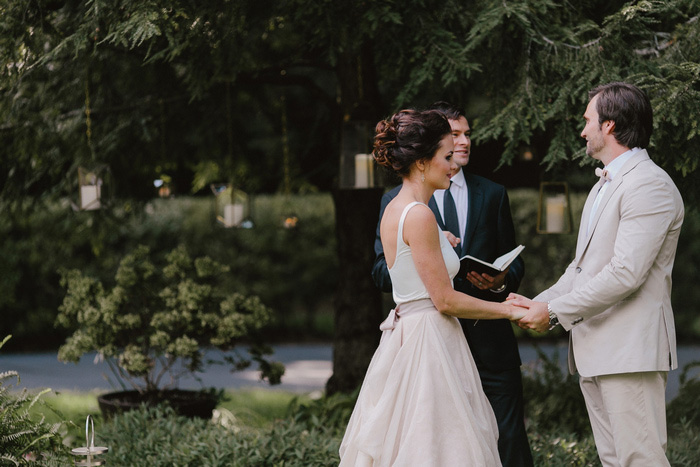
top-left (667, 361), bottom-right (700, 429)
top-left (0, 336), bottom-right (72, 466)
top-left (99, 404), bottom-right (341, 466)
top-left (521, 345), bottom-right (591, 436)
top-left (55, 244), bottom-right (284, 393)
top-left (526, 423), bottom-right (600, 466)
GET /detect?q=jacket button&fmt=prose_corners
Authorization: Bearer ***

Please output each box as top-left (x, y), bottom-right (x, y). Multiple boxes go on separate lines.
top-left (576, 267), bottom-right (582, 273)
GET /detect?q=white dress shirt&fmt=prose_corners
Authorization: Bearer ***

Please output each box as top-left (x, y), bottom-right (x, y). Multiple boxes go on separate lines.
top-left (434, 170), bottom-right (469, 242)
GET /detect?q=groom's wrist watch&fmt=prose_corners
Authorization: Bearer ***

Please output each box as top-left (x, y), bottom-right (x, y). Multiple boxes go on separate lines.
top-left (547, 302), bottom-right (559, 330)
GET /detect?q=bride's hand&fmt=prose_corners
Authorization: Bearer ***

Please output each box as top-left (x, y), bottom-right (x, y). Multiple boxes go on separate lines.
top-left (505, 292), bottom-right (532, 307)
top-left (505, 302), bottom-right (528, 321)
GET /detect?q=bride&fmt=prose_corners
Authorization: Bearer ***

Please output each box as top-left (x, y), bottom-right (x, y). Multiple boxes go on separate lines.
top-left (339, 109), bottom-right (527, 466)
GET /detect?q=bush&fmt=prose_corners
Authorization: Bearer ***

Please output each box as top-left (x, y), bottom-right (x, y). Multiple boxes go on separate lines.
top-left (0, 336), bottom-right (72, 466)
top-left (526, 424), bottom-right (600, 466)
top-left (41, 376), bottom-right (700, 466)
top-left (99, 404), bottom-right (341, 466)
top-left (56, 244), bottom-right (284, 393)
top-left (521, 345), bottom-right (591, 436)
top-left (667, 361), bottom-right (700, 430)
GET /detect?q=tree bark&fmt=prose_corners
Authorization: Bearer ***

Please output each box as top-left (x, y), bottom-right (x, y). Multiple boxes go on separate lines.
top-left (326, 187), bottom-right (384, 395)
top-left (326, 42), bottom-right (386, 395)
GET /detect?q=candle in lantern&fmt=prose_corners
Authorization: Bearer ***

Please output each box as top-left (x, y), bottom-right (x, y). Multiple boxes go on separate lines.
top-left (354, 154), bottom-right (374, 188)
top-left (546, 195), bottom-right (566, 233)
top-left (80, 185), bottom-right (101, 210)
top-left (224, 203), bottom-right (245, 227)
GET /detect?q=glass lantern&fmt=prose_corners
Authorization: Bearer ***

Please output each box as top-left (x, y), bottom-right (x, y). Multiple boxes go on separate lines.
top-left (78, 167), bottom-right (104, 211)
top-left (536, 182), bottom-right (573, 234)
top-left (211, 183), bottom-right (253, 229)
top-left (338, 120), bottom-right (383, 189)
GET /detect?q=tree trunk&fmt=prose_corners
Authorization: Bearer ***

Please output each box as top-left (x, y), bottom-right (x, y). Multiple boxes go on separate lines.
top-left (326, 42), bottom-right (385, 395)
top-left (326, 187), bottom-right (384, 395)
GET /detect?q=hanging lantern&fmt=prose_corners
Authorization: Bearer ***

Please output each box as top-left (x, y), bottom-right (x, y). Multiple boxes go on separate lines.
top-left (77, 166), bottom-right (105, 211)
top-left (353, 153), bottom-right (375, 188)
top-left (536, 182), bottom-right (573, 234)
top-left (71, 415), bottom-right (108, 466)
top-left (339, 152), bottom-right (377, 189)
top-left (211, 183), bottom-right (253, 229)
top-left (338, 120), bottom-right (386, 189)
top-left (154, 174), bottom-right (172, 198)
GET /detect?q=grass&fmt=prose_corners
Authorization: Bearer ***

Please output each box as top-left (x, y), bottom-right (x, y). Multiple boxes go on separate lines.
top-left (36, 388), bottom-right (310, 442)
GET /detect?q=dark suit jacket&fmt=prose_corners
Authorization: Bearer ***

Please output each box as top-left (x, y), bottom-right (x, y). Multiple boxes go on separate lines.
top-left (371, 170), bottom-right (524, 371)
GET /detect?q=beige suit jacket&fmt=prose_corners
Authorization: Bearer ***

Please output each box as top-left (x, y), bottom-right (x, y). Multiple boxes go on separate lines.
top-left (535, 150), bottom-right (684, 377)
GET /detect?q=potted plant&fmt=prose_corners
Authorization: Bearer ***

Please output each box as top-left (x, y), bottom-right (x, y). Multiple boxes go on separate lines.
top-left (56, 244), bottom-right (284, 419)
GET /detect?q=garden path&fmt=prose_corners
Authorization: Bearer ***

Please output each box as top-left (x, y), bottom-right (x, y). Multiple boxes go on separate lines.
top-left (1, 342), bottom-right (697, 400)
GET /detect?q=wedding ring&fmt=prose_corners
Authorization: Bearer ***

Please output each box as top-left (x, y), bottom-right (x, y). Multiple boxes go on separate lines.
top-left (478, 282), bottom-right (483, 287)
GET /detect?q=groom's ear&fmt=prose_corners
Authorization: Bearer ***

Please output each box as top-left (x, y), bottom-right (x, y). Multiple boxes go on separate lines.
top-left (602, 120), bottom-right (616, 135)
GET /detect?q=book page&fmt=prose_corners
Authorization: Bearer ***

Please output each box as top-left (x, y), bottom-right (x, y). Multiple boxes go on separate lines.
top-left (492, 245), bottom-right (524, 270)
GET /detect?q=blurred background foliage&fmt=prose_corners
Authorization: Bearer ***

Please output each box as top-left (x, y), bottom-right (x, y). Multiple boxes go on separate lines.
top-left (1, 192), bottom-right (698, 351)
top-left (1, 0), bottom-right (699, 353)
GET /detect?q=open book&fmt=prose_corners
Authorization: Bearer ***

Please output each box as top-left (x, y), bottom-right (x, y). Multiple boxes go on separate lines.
top-left (457, 245), bottom-right (525, 278)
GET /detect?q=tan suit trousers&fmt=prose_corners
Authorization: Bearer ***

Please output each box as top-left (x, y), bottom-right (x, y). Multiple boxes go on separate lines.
top-left (579, 371), bottom-right (669, 467)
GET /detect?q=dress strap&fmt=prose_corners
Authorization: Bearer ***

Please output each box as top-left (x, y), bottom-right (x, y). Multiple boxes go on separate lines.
top-left (396, 201), bottom-right (427, 249)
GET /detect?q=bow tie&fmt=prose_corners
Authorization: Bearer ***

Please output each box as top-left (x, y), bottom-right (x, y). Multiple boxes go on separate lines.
top-left (595, 167), bottom-right (611, 185)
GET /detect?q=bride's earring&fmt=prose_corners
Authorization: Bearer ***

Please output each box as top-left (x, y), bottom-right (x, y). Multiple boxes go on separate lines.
top-left (421, 171), bottom-right (425, 182)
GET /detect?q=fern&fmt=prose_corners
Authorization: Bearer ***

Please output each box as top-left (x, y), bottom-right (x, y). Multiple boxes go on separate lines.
top-left (0, 336), bottom-right (72, 465)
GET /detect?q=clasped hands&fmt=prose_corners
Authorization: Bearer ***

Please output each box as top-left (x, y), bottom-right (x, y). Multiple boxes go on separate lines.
top-left (504, 293), bottom-right (551, 333)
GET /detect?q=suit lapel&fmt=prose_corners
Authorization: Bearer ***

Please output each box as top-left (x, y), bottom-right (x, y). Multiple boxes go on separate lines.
top-left (578, 150), bottom-right (651, 256)
top-left (576, 185), bottom-right (599, 258)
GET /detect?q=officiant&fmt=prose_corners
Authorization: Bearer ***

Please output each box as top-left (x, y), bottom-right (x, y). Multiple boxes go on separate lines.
top-left (371, 101), bottom-right (532, 467)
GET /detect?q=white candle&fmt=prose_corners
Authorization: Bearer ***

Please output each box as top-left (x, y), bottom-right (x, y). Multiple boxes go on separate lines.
top-left (80, 185), bottom-right (101, 210)
top-left (546, 195), bottom-right (566, 232)
top-left (354, 154), bottom-right (374, 188)
top-left (224, 203), bottom-right (244, 227)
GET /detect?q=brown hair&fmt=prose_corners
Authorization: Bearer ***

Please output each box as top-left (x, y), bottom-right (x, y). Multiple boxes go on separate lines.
top-left (373, 109), bottom-right (451, 176)
top-left (589, 82), bottom-right (653, 149)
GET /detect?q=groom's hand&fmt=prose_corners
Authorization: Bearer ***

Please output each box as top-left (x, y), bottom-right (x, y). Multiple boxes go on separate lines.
top-left (517, 302), bottom-right (550, 333)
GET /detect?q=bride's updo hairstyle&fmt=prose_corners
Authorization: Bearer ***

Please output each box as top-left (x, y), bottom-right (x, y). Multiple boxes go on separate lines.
top-left (373, 109), bottom-right (451, 177)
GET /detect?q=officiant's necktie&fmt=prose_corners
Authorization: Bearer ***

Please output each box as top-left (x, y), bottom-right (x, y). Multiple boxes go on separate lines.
top-left (443, 182), bottom-right (461, 254)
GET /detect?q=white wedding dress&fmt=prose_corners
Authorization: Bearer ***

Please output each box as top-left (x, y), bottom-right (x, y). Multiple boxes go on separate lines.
top-left (339, 202), bottom-right (501, 466)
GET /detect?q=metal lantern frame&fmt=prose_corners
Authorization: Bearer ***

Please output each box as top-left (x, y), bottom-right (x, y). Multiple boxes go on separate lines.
top-left (71, 415), bottom-right (108, 466)
top-left (76, 165), bottom-right (111, 211)
top-left (211, 183), bottom-right (253, 229)
top-left (536, 181), bottom-right (574, 234)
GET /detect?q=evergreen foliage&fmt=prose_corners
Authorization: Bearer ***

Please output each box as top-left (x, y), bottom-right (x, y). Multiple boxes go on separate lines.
top-left (1, 1), bottom-right (698, 203)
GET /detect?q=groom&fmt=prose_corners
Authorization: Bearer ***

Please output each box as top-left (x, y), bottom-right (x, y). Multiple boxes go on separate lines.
top-left (512, 82), bottom-right (684, 466)
top-left (372, 102), bottom-right (533, 467)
